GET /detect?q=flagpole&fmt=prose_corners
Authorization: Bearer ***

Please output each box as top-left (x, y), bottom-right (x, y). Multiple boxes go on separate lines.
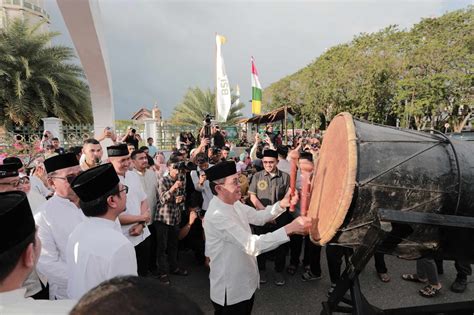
top-left (215, 32), bottom-right (218, 121)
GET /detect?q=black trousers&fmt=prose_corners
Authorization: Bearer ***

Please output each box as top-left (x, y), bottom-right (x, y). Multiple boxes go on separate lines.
top-left (326, 245), bottom-right (345, 284)
top-left (374, 252), bottom-right (388, 274)
top-left (148, 224), bottom-right (158, 272)
top-left (455, 259), bottom-right (472, 280)
top-left (254, 211), bottom-right (291, 273)
top-left (135, 236), bottom-right (151, 277)
top-left (212, 294), bottom-right (255, 315)
top-left (155, 221), bottom-right (179, 274)
top-left (289, 235), bottom-right (322, 275)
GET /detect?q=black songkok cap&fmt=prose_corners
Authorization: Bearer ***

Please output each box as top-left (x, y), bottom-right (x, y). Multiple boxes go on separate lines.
top-left (276, 145), bottom-right (289, 157)
top-left (71, 163), bottom-right (120, 202)
top-left (44, 153), bottom-right (79, 174)
top-left (0, 158), bottom-right (22, 178)
top-left (204, 161), bottom-right (236, 182)
top-left (107, 144), bottom-right (129, 157)
top-left (262, 149), bottom-right (278, 159)
top-left (0, 191), bottom-right (35, 254)
top-left (299, 151), bottom-right (313, 162)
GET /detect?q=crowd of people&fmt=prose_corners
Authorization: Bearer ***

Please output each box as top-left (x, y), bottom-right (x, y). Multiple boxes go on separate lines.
top-left (0, 123), bottom-right (471, 314)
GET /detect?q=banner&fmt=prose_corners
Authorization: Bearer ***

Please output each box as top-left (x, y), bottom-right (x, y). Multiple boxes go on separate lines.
top-left (216, 34), bottom-right (231, 122)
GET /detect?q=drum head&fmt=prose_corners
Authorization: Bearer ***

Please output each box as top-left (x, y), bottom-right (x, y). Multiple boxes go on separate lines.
top-left (308, 112), bottom-right (357, 245)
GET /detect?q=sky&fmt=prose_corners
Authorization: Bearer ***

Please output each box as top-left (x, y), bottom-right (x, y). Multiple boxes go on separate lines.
top-left (44, 0), bottom-right (471, 120)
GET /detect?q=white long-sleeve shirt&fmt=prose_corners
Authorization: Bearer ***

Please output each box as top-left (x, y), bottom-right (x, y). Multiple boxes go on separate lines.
top-left (35, 195), bottom-right (85, 300)
top-left (203, 197), bottom-right (289, 306)
top-left (0, 288), bottom-right (75, 315)
top-left (118, 172), bottom-right (150, 246)
top-left (66, 217), bottom-right (137, 299)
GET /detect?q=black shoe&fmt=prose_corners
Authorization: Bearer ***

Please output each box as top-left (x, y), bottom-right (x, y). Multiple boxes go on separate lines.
top-left (451, 278), bottom-right (467, 293)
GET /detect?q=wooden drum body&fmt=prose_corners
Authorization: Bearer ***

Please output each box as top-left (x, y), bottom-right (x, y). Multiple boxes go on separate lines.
top-left (308, 113), bottom-right (474, 260)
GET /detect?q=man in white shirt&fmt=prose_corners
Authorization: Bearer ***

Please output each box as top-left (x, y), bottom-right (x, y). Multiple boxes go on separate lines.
top-left (131, 149), bottom-right (159, 276)
top-left (203, 161), bottom-right (311, 314)
top-left (35, 153), bottom-right (83, 300)
top-left (67, 163), bottom-right (137, 299)
top-left (0, 191), bottom-right (75, 314)
top-left (0, 159), bottom-right (45, 299)
top-left (108, 144), bottom-right (151, 277)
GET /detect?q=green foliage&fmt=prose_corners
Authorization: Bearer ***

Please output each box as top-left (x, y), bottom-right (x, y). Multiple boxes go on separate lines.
top-left (263, 7), bottom-right (473, 131)
top-left (0, 19), bottom-right (92, 128)
top-left (170, 87), bottom-right (245, 127)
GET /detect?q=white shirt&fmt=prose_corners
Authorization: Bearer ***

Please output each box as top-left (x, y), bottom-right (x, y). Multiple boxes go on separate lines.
top-left (27, 191), bottom-right (47, 216)
top-left (190, 168), bottom-right (213, 210)
top-left (119, 172), bottom-right (151, 246)
top-left (0, 288), bottom-right (75, 315)
top-left (203, 197), bottom-right (289, 306)
top-left (66, 217), bottom-right (137, 299)
top-left (35, 195), bottom-right (85, 300)
top-left (132, 168), bottom-right (158, 225)
top-left (30, 175), bottom-right (52, 198)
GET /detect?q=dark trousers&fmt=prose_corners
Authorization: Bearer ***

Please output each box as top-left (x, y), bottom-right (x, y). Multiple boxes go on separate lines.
top-left (148, 224), bottom-right (158, 272)
top-left (374, 252), bottom-right (387, 274)
top-left (326, 245), bottom-right (345, 284)
top-left (134, 235), bottom-right (151, 277)
top-left (289, 235), bottom-right (322, 275)
top-left (155, 221), bottom-right (179, 275)
top-left (255, 211), bottom-right (291, 273)
top-left (455, 259), bottom-right (472, 280)
top-left (289, 234), bottom-right (303, 266)
top-left (179, 219), bottom-right (205, 265)
top-left (212, 294), bottom-right (255, 315)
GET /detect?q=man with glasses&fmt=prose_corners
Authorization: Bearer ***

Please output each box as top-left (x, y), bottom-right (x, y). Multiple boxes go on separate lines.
top-left (203, 160), bottom-right (311, 314)
top-left (248, 149), bottom-right (291, 286)
top-left (108, 144), bottom-right (151, 277)
top-left (67, 164), bottom-right (137, 299)
top-left (0, 191), bottom-right (76, 313)
top-left (35, 153), bottom-right (83, 299)
top-left (0, 158), bottom-right (46, 299)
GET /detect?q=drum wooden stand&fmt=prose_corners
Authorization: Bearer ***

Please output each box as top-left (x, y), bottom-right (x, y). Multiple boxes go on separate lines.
top-left (321, 208), bottom-right (474, 315)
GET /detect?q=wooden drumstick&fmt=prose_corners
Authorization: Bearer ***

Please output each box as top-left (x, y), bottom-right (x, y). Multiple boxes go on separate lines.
top-left (288, 147), bottom-right (300, 212)
top-left (299, 159), bottom-right (313, 216)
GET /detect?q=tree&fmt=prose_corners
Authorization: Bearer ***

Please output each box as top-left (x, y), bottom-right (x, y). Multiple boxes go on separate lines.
top-left (0, 19), bottom-right (92, 127)
top-left (170, 87), bottom-right (244, 127)
top-left (263, 6), bottom-right (473, 130)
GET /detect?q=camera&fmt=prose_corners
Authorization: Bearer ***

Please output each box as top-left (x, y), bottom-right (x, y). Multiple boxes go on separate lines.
top-left (173, 161), bottom-right (187, 171)
top-left (210, 146), bottom-right (221, 155)
top-left (131, 128), bottom-right (136, 134)
top-left (173, 161), bottom-right (195, 171)
top-left (203, 114), bottom-right (214, 125)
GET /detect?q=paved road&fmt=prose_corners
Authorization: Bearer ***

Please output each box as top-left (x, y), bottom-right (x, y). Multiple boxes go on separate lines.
top-left (170, 248), bottom-right (473, 314)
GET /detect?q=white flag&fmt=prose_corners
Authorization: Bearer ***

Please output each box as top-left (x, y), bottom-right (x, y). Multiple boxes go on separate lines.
top-left (216, 34), bottom-right (231, 122)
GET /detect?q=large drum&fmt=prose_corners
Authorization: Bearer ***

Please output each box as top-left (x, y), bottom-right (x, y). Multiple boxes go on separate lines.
top-left (308, 112), bottom-right (474, 260)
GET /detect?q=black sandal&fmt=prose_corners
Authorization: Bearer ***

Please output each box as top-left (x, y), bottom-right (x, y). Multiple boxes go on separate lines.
top-left (419, 284), bottom-right (441, 298)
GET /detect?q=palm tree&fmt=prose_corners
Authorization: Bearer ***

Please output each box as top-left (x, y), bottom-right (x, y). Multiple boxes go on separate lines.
top-left (0, 19), bottom-right (92, 127)
top-left (170, 87), bottom-right (245, 127)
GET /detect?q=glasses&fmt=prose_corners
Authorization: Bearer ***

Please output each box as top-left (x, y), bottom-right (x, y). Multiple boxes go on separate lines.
top-left (119, 185), bottom-right (129, 194)
top-left (263, 161), bottom-right (276, 164)
top-left (219, 178), bottom-right (240, 187)
top-left (50, 173), bottom-right (80, 184)
top-left (0, 177), bottom-right (30, 187)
